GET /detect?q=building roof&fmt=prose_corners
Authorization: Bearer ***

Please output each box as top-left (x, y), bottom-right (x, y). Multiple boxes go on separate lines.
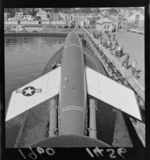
top-left (96, 18), bottom-right (112, 24)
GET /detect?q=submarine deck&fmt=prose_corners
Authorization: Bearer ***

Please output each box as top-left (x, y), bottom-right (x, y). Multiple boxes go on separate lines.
top-left (6, 33), bottom-right (142, 148)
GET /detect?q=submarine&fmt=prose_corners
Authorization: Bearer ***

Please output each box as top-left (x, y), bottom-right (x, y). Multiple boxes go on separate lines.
top-left (5, 31), bottom-right (144, 147)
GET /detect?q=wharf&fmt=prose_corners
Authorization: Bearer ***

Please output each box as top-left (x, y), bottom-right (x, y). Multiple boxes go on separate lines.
top-left (83, 29), bottom-right (145, 147)
top-left (84, 29), bottom-right (145, 110)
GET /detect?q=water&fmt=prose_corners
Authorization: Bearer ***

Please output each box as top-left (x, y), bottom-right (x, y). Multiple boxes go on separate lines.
top-left (5, 36), bottom-right (65, 147)
top-left (5, 36), bottom-right (65, 110)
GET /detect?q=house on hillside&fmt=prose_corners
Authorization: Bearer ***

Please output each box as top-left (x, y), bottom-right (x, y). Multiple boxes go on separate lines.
top-left (4, 13), bottom-right (11, 20)
top-left (87, 17), bottom-right (99, 27)
top-left (79, 18), bottom-right (90, 27)
top-left (10, 25), bottom-right (26, 32)
top-left (59, 12), bottom-right (66, 20)
top-left (118, 18), bottom-right (128, 29)
top-left (36, 9), bottom-right (49, 20)
top-left (23, 15), bottom-right (34, 21)
top-left (14, 12), bottom-right (24, 20)
top-left (52, 13), bottom-right (61, 21)
top-left (96, 18), bottom-right (113, 33)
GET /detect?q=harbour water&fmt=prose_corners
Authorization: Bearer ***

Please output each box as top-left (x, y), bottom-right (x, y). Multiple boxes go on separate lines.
top-left (5, 36), bottom-right (65, 110)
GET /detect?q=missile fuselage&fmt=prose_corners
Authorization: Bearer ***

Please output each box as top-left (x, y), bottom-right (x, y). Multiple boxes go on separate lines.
top-left (59, 32), bottom-right (87, 135)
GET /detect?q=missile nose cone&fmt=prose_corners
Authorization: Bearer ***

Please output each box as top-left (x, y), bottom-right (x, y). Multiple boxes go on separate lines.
top-left (64, 31), bottom-right (81, 47)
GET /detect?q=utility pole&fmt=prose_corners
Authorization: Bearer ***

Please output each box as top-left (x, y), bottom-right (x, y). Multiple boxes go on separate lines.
top-left (116, 7), bottom-right (119, 34)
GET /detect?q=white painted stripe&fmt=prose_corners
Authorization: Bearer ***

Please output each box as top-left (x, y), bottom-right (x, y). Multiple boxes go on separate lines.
top-left (64, 44), bottom-right (81, 49)
top-left (62, 106), bottom-right (83, 112)
top-left (62, 108), bottom-right (83, 112)
top-left (62, 106), bottom-right (83, 110)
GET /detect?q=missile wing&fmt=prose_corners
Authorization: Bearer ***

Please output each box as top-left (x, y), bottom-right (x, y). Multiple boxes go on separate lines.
top-left (85, 67), bottom-right (142, 121)
top-left (6, 66), bottom-right (61, 121)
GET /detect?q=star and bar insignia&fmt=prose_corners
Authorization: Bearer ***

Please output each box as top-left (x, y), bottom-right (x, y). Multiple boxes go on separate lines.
top-left (16, 86), bottom-right (42, 96)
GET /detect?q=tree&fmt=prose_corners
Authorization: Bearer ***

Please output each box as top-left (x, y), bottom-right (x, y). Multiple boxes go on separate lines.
top-left (53, 8), bottom-right (62, 12)
top-left (69, 8), bottom-right (76, 13)
top-left (29, 8), bottom-right (38, 17)
top-left (76, 8), bottom-right (91, 13)
top-left (108, 8), bottom-right (117, 16)
top-left (90, 8), bottom-right (100, 13)
top-left (61, 8), bottom-right (70, 13)
top-left (7, 8), bottom-right (16, 17)
top-left (44, 8), bottom-right (54, 12)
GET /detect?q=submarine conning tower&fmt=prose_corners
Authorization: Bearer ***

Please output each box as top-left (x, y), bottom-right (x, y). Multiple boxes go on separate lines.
top-left (59, 31), bottom-right (87, 136)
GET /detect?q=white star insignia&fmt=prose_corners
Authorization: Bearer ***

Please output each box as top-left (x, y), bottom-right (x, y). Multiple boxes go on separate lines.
top-left (24, 87), bottom-right (34, 95)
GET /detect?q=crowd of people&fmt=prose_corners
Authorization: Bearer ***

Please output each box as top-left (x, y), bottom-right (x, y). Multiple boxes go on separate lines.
top-left (92, 30), bottom-right (141, 79)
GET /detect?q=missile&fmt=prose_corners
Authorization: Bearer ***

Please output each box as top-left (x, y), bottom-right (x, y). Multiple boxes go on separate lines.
top-left (59, 31), bottom-right (87, 136)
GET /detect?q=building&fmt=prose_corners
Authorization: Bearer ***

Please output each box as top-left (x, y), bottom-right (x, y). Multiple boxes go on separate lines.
top-left (23, 15), bottom-right (34, 21)
top-left (59, 12), bottom-right (66, 20)
top-left (36, 9), bottom-right (49, 20)
top-left (79, 18), bottom-right (90, 27)
top-left (86, 17), bottom-right (99, 27)
top-left (14, 12), bottom-right (24, 20)
top-left (96, 18), bottom-right (113, 33)
top-left (4, 13), bottom-right (11, 20)
top-left (79, 20), bottom-right (85, 28)
top-left (52, 13), bottom-right (61, 21)
top-left (10, 25), bottom-right (25, 32)
top-left (8, 17), bottom-right (15, 21)
top-left (99, 8), bottom-right (110, 17)
top-left (118, 18), bottom-right (127, 29)
top-left (127, 12), bottom-right (144, 28)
